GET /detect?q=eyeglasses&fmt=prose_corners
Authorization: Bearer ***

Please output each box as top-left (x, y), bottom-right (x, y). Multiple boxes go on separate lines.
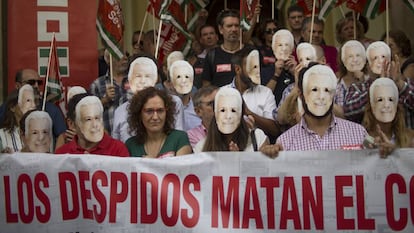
top-left (265, 28), bottom-right (278, 35)
top-left (23, 79), bottom-right (44, 86)
top-left (142, 108), bottom-right (166, 116)
top-left (200, 100), bottom-right (214, 107)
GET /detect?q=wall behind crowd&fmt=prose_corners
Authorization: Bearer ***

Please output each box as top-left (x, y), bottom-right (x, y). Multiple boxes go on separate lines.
top-left (1, 1), bottom-right (414, 102)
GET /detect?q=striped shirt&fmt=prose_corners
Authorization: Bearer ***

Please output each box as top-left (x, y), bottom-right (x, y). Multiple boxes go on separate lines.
top-left (276, 115), bottom-right (367, 151)
top-left (89, 74), bottom-right (128, 133)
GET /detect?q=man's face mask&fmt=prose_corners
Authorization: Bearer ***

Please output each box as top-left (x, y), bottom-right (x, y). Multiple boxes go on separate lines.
top-left (215, 95), bottom-right (242, 134)
top-left (369, 46), bottom-right (390, 75)
top-left (77, 104), bottom-right (104, 143)
top-left (273, 33), bottom-right (293, 61)
top-left (371, 85), bottom-right (398, 123)
top-left (297, 45), bottom-right (316, 67)
top-left (129, 63), bottom-right (157, 93)
top-left (343, 45), bottom-right (366, 72)
top-left (171, 63), bottom-right (194, 95)
top-left (303, 73), bottom-right (334, 117)
top-left (19, 89), bottom-right (36, 114)
top-left (25, 118), bottom-right (51, 153)
top-left (245, 50), bottom-right (261, 85)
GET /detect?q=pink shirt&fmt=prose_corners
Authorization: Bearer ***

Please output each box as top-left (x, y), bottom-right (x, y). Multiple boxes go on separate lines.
top-left (187, 124), bottom-right (207, 149)
top-left (276, 116), bottom-right (367, 151)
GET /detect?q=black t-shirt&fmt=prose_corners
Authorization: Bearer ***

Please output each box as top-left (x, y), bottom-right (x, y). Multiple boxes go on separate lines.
top-left (202, 46), bottom-right (236, 87)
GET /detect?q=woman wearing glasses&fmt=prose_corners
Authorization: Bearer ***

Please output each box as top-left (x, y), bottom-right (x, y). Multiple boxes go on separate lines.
top-left (256, 19), bottom-right (278, 85)
top-left (125, 87), bottom-right (192, 158)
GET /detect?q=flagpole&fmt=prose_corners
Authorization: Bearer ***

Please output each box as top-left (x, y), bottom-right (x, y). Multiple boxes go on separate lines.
top-left (224, 0), bottom-right (227, 9)
top-left (138, 4), bottom-right (149, 49)
top-left (386, 0), bottom-right (389, 44)
top-left (155, 17), bottom-right (163, 59)
top-left (272, 0), bottom-right (274, 19)
top-left (109, 53), bottom-right (114, 86)
top-left (352, 11), bottom-right (356, 40)
top-left (152, 7), bottom-right (157, 46)
top-left (339, 5), bottom-right (345, 18)
top-left (42, 33), bottom-right (55, 111)
top-left (309, 0), bottom-right (317, 44)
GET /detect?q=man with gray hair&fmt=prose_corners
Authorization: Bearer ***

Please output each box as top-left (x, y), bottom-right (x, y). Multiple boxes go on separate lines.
top-left (55, 96), bottom-right (129, 156)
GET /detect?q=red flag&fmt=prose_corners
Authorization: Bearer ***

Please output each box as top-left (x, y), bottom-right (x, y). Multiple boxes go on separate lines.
top-left (147, 0), bottom-right (165, 17)
top-left (346, 0), bottom-right (386, 19)
top-left (43, 34), bottom-right (65, 113)
top-left (240, 0), bottom-right (259, 30)
top-left (96, 0), bottom-right (124, 59)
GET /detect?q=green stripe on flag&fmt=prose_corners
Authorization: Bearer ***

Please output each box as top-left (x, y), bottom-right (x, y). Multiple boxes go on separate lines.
top-left (404, 0), bottom-right (414, 13)
top-left (39, 48), bottom-right (49, 57)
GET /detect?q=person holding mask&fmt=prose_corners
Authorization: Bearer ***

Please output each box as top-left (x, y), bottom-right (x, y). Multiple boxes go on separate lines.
top-left (20, 110), bottom-right (52, 153)
top-left (267, 29), bottom-right (297, 105)
top-left (362, 78), bottom-right (414, 151)
top-left (169, 60), bottom-right (201, 131)
top-left (344, 41), bottom-right (414, 128)
top-left (195, 87), bottom-right (269, 153)
top-left (336, 40), bottom-right (368, 109)
top-left (55, 96), bottom-right (129, 156)
top-left (126, 87), bottom-right (192, 158)
top-left (226, 48), bottom-right (280, 139)
top-left (89, 50), bottom-right (129, 133)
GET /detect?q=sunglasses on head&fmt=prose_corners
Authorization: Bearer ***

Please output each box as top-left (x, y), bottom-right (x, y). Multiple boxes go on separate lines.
top-left (265, 28), bottom-right (278, 35)
top-left (24, 79), bottom-right (44, 86)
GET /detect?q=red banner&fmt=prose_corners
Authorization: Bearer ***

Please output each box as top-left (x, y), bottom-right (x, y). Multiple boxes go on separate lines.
top-left (7, 0), bottom-right (98, 93)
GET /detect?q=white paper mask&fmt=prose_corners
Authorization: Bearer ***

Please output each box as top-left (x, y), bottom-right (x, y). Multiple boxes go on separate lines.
top-left (341, 40), bottom-right (367, 73)
top-left (296, 42), bottom-right (317, 67)
top-left (18, 84), bottom-right (36, 114)
top-left (24, 111), bottom-right (52, 153)
top-left (78, 103), bottom-right (104, 143)
top-left (215, 88), bottom-right (242, 134)
top-left (246, 50), bottom-right (261, 84)
top-left (272, 29), bottom-right (294, 61)
top-left (370, 78), bottom-right (398, 123)
top-left (302, 65), bottom-right (337, 117)
top-left (170, 60), bottom-right (194, 94)
top-left (128, 57), bottom-right (158, 93)
top-left (367, 41), bottom-right (391, 75)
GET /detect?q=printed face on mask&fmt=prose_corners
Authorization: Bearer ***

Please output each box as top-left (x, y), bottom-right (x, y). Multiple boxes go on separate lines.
top-left (297, 47), bottom-right (316, 67)
top-left (25, 118), bottom-right (51, 153)
top-left (273, 35), bottom-right (293, 61)
top-left (343, 45), bottom-right (366, 72)
top-left (78, 104), bottom-right (104, 143)
top-left (371, 85), bottom-right (398, 123)
top-left (171, 65), bottom-right (194, 94)
top-left (19, 89), bottom-right (36, 114)
top-left (246, 50), bottom-right (261, 85)
top-left (303, 74), bottom-right (334, 116)
top-left (369, 46), bottom-right (389, 75)
top-left (215, 95), bottom-right (242, 134)
top-left (129, 63), bottom-right (157, 93)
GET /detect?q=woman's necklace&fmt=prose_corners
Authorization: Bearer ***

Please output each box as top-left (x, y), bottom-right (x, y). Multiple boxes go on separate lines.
top-left (144, 135), bottom-right (167, 157)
